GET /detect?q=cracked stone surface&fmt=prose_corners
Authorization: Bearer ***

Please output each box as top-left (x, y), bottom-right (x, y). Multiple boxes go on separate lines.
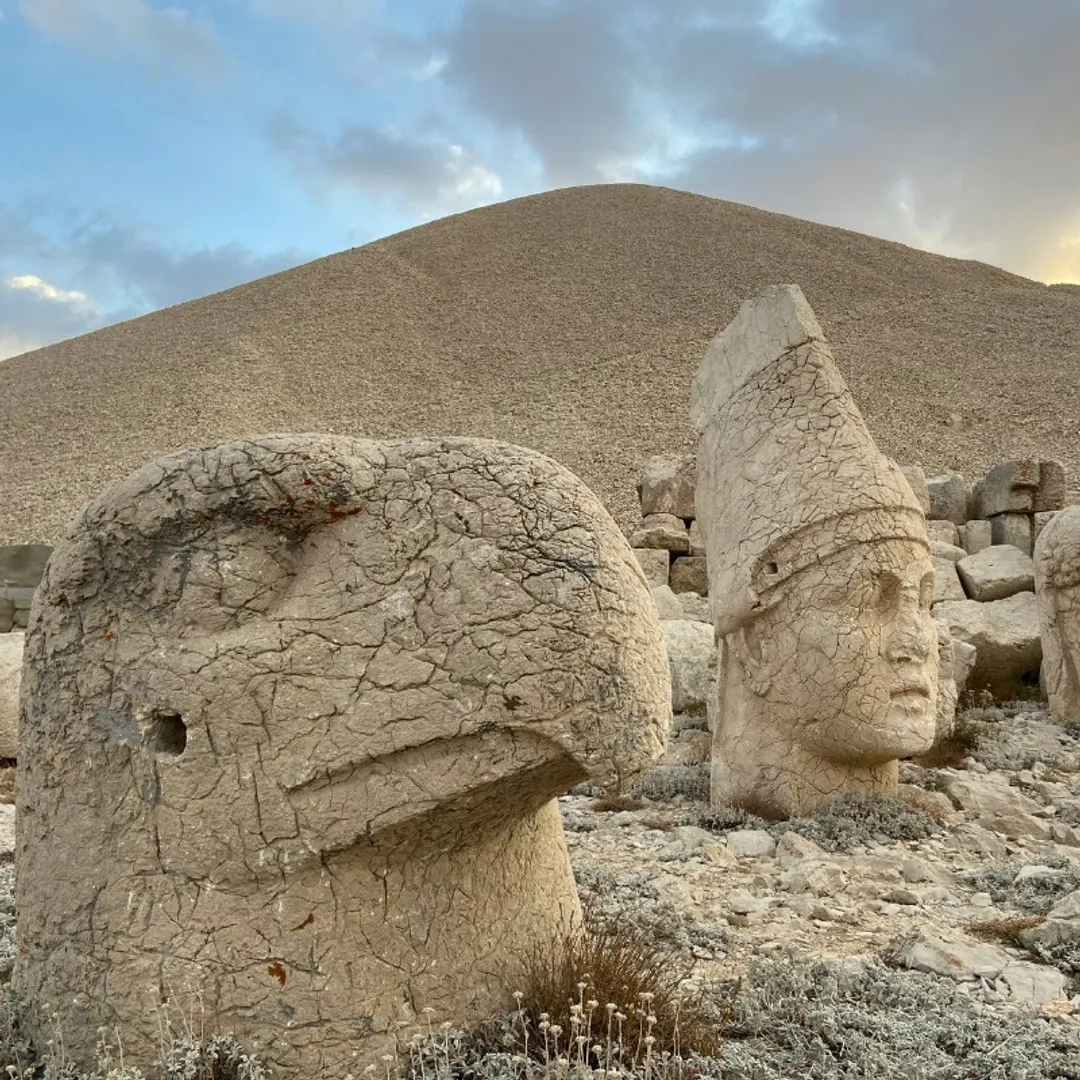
top-left (691, 285), bottom-right (938, 818)
top-left (1035, 507), bottom-right (1080, 726)
top-left (13, 434), bottom-right (670, 1079)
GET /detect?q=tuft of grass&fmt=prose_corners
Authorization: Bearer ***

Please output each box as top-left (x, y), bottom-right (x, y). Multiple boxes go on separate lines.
top-left (629, 765), bottom-right (710, 804)
top-left (590, 795), bottom-right (646, 813)
top-left (968, 914), bottom-right (1046, 946)
top-left (510, 902), bottom-right (722, 1062)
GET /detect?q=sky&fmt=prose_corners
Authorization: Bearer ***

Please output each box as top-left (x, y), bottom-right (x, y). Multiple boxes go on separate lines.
top-left (2, 0), bottom-right (1080, 361)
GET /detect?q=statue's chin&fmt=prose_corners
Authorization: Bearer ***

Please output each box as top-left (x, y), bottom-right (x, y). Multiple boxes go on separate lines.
top-left (799, 703), bottom-right (936, 766)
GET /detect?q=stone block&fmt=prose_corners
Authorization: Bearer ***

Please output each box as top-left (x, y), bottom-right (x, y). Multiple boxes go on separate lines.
top-left (934, 592), bottom-right (1042, 695)
top-left (956, 545), bottom-right (1034, 602)
top-left (0, 545), bottom-right (52, 589)
top-left (1034, 511), bottom-right (1058, 544)
top-left (633, 547), bottom-right (669, 587)
top-left (900, 465), bottom-right (930, 516)
top-left (629, 513), bottom-right (690, 552)
top-left (678, 592), bottom-right (711, 622)
top-left (926, 520), bottom-right (960, 546)
top-left (669, 556), bottom-right (708, 596)
top-left (930, 541), bottom-right (966, 564)
top-left (12, 609), bottom-right (27, 630)
top-left (661, 620), bottom-right (714, 714)
top-left (651, 585), bottom-right (684, 621)
top-left (927, 473), bottom-right (968, 525)
top-left (638, 455), bottom-right (696, 519)
top-left (0, 631), bottom-right (22, 759)
top-left (687, 519), bottom-right (705, 556)
top-left (963, 519), bottom-right (993, 555)
top-left (0, 600), bottom-right (13, 635)
top-left (973, 459), bottom-right (1039, 518)
top-left (1034, 459), bottom-right (1067, 512)
top-left (931, 556), bottom-right (966, 604)
top-left (990, 512), bottom-right (1033, 555)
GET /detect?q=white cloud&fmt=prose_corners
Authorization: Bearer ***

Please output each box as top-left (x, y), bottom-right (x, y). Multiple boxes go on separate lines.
top-left (18, 0), bottom-right (223, 68)
top-left (412, 53), bottom-right (447, 81)
top-left (6, 273), bottom-right (93, 307)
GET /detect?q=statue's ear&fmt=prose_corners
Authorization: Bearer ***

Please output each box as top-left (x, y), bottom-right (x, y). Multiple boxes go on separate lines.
top-left (729, 620), bottom-right (771, 697)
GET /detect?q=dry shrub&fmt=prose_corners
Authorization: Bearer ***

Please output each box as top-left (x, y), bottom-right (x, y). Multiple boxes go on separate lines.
top-left (590, 795), bottom-right (646, 813)
top-left (969, 914), bottom-right (1046, 946)
top-left (896, 786), bottom-right (952, 823)
top-left (914, 711), bottom-right (985, 769)
top-left (514, 903), bottom-right (721, 1061)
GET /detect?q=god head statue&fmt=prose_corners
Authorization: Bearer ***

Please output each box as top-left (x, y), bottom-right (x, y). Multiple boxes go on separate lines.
top-left (691, 285), bottom-right (937, 818)
top-left (14, 435), bottom-right (669, 1079)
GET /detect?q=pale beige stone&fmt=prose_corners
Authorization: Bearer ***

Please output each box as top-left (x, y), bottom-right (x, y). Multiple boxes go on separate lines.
top-left (927, 474), bottom-right (968, 525)
top-left (972, 459), bottom-right (1039, 518)
top-left (0, 631), bottom-right (22, 759)
top-left (633, 546), bottom-right (669, 587)
top-left (931, 556), bottom-right (966, 604)
top-left (956, 545), bottom-right (1034, 602)
top-left (661, 619), bottom-right (713, 714)
top-left (13, 435), bottom-right (671, 1079)
top-left (1035, 460), bottom-right (1067, 513)
top-left (688, 519), bottom-right (705, 556)
top-left (933, 617), bottom-right (959, 741)
top-left (638, 455), bottom-right (696, 518)
top-left (1034, 506), bottom-right (1080, 724)
top-left (989, 512), bottom-right (1033, 555)
top-left (926, 520), bottom-right (960, 546)
top-left (691, 285), bottom-right (937, 819)
top-left (964, 519), bottom-right (993, 555)
top-left (1034, 510), bottom-right (1058, 543)
top-left (669, 555), bottom-right (708, 595)
top-left (629, 513), bottom-right (690, 552)
top-left (899, 465), bottom-right (930, 516)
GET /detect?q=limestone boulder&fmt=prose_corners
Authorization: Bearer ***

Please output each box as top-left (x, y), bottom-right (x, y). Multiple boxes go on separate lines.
top-left (990, 513), bottom-right (1033, 555)
top-left (13, 435), bottom-right (671, 1079)
top-left (1035, 459), bottom-right (1067, 513)
top-left (1034, 506), bottom-right (1080, 724)
top-left (899, 465), bottom-right (930, 516)
top-left (638, 455), bottom-right (696, 519)
top-left (927, 473), bottom-right (968, 525)
top-left (956, 545), bottom-right (1034, 602)
top-left (933, 617), bottom-right (958, 739)
top-left (972, 459), bottom-right (1039, 518)
top-left (0, 632), bottom-right (21, 759)
top-left (931, 556), bottom-right (966, 604)
top-left (926, 520), bottom-right (960, 546)
top-left (629, 513), bottom-right (690, 552)
top-left (669, 555), bottom-right (708, 596)
top-left (651, 584), bottom-right (685, 621)
top-left (930, 540), bottom-right (966, 563)
top-left (963, 520), bottom-right (993, 555)
top-left (678, 591), bottom-right (711, 622)
top-left (934, 593), bottom-right (1041, 695)
top-left (633, 547), bottom-right (669, 587)
top-left (661, 619), bottom-right (714, 714)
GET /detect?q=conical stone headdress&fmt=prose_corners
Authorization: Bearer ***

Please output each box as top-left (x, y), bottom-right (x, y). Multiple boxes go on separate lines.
top-left (690, 284), bottom-right (928, 636)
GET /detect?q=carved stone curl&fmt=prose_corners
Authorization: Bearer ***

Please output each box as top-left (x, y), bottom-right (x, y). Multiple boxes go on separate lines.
top-left (14, 435), bottom-right (669, 1078)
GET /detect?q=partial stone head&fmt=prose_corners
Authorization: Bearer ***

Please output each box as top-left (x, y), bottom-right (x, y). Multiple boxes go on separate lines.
top-left (692, 285), bottom-right (937, 816)
top-left (1034, 506), bottom-right (1080, 724)
top-left (15, 435), bottom-right (669, 1078)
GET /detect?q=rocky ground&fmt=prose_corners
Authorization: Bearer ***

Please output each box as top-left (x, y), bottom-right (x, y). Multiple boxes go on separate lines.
top-left (1, 707), bottom-right (1080, 1077)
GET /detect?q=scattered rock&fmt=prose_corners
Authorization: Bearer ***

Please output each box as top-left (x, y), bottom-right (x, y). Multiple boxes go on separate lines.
top-left (669, 556), bottom-right (708, 596)
top-left (633, 547), bottom-right (669, 587)
top-left (638, 455), bottom-right (697, 519)
top-left (630, 513), bottom-right (690, 552)
top-left (927, 473), bottom-right (968, 526)
top-left (999, 962), bottom-right (1069, 1004)
top-left (651, 584), bottom-right (685, 621)
top-left (727, 829), bottom-right (778, 859)
top-left (956, 545), bottom-right (1035, 602)
top-left (894, 927), bottom-right (1011, 981)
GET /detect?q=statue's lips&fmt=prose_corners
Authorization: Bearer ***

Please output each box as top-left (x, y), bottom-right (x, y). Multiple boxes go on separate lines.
top-left (890, 682), bottom-right (931, 699)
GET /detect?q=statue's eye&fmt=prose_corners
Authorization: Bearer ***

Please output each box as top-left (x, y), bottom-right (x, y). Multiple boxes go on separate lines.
top-left (875, 573), bottom-right (900, 610)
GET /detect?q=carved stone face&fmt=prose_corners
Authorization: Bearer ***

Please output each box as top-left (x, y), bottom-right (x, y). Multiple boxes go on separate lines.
top-left (740, 538), bottom-right (938, 764)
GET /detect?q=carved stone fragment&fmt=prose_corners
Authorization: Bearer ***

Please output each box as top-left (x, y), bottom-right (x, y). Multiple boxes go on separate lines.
top-left (14, 435), bottom-right (670, 1079)
top-left (691, 285), bottom-right (937, 818)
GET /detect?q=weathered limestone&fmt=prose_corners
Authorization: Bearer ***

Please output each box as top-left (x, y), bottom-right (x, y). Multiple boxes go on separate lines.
top-left (14, 435), bottom-right (671, 1079)
top-left (972, 459), bottom-right (1040, 518)
top-left (661, 620), bottom-right (714, 714)
top-left (0, 544), bottom-right (52, 589)
top-left (931, 555), bottom-right (966, 604)
top-left (691, 285), bottom-right (937, 818)
top-left (956, 545), bottom-right (1035, 602)
top-left (633, 547), bottom-right (669, 587)
top-left (1034, 460), bottom-right (1067, 513)
top-left (990, 512), bottom-right (1033, 556)
top-left (638, 455), bottom-right (696, 519)
top-left (963, 520), bottom-right (993, 556)
top-left (0, 632), bottom-right (22, 759)
top-left (900, 465), bottom-right (930, 516)
top-left (933, 618), bottom-right (959, 740)
top-left (934, 593), bottom-right (1042, 696)
top-left (927, 473), bottom-right (968, 526)
top-left (926, 520), bottom-right (960, 547)
top-left (1034, 510), bottom-right (1058, 545)
top-left (629, 513), bottom-right (690, 552)
top-left (651, 584), bottom-right (685, 621)
top-left (669, 555), bottom-right (708, 596)
top-left (1033, 507), bottom-right (1080, 724)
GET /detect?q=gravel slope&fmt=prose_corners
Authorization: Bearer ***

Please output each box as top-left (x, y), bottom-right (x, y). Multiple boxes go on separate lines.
top-left (2, 183), bottom-right (1079, 545)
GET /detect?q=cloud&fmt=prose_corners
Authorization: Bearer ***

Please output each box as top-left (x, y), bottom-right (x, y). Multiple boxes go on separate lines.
top-left (427, 0), bottom-right (1080, 281)
top-left (18, 0), bottom-right (223, 68)
top-left (0, 204), bottom-right (308, 357)
top-left (271, 117), bottom-right (503, 216)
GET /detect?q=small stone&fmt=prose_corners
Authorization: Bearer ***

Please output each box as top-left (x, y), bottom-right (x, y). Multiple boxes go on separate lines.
top-left (883, 887), bottom-right (919, 905)
top-left (729, 889), bottom-right (767, 915)
top-left (630, 514), bottom-right (691, 553)
top-left (970, 892), bottom-right (993, 908)
top-left (669, 556), bottom-right (708, 596)
top-left (902, 858), bottom-right (927, 883)
top-left (633, 548), bottom-right (669, 588)
top-left (894, 928), bottom-right (1010, 981)
top-left (726, 829), bottom-right (777, 859)
top-left (702, 842), bottom-right (736, 866)
top-left (1000, 962), bottom-right (1069, 1004)
top-left (775, 830), bottom-right (826, 869)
